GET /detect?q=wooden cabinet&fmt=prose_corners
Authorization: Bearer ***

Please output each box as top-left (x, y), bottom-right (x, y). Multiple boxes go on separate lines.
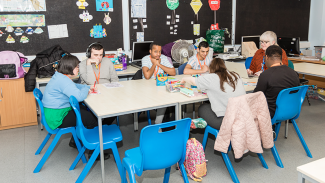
top-left (0, 78), bottom-right (37, 130)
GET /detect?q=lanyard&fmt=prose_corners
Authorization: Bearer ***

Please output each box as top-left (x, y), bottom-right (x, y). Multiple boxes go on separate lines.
top-left (63, 74), bottom-right (72, 80)
top-left (261, 56), bottom-right (265, 71)
top-left (93, 63), bottom-right (101, 84)
top-left (150, 56), bottom-right (160, 78)
top-left (196, 54), bottom-right (206, 69)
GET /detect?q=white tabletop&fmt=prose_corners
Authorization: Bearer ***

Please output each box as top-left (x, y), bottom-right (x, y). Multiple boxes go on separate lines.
top-left (294, 63), bottom-right (325, 78)
top-left (297, 157), bottom-right (325, 183)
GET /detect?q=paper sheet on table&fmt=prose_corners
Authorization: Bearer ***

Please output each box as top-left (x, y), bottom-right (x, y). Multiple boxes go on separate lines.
top-left (244, 82), bottom-right (257, 86)
top-left (89, 90), bottom-right (101, 95)
top-left (102, 82), bottom-right (124, 88)
top-left (48, 24), bottom-right (69, 39)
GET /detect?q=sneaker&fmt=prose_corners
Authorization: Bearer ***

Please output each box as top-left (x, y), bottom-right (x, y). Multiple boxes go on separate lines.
top-left (69, 137), bottom-right (77, 149)
top-left (88, 150), bottom-right (110, 161)
top-left (273, 131), bottom-right (277, 140)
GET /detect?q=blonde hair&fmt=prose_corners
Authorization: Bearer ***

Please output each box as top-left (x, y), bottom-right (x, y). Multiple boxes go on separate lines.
top-left (260, 31), bottom-right (277, 45)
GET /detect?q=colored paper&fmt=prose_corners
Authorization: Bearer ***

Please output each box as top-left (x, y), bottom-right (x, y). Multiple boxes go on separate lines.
top-left (166, 0), bottom-right (179, 10)
top-left (79, 10), bottom-right (93, 22)
top-left (131, 0), bottom-right (146, 18)
top-left (90, 24), bottom-right (107, 38)
top-left (0, 14), bottom-right (45, 27)
top-left (48, 24), bottom-right (69, 39)
top-left (190, 0), bottom-right (203, 14)
top-left (76, 0), bottom-right (89, 9)
top-left (96, 0), bottom-right (113, 11)
top-left (193, 24), bottom-right (200, 35)
top-left (103, 13), bottom-right (111, 25)
top-left (209, 0), bottom-right (220, 10)
top-left (6, 34), bottom-right (15, 43)
top-left (137, 32), bottom-right (144, 42)
top-left (0, 0), bottom-right (46, 12)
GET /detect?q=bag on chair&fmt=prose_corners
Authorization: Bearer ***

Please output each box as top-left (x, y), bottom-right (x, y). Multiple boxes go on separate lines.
top-left (183, 138), bottom-right (207, 181)
top-left (0, 51), bottom-right (27, 79)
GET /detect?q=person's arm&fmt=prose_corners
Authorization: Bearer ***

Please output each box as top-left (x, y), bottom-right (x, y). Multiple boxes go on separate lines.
top-left (158, 56), bottom-right (176, 76)
top-left (181, 76), bottom-right (196, 85)
top-left (253, 73), bottom-right (268, 93)
top-left (183, 64), bottom-right (209, 75)
top-left (106, 58), bottom-right (119, 82)
top-left (142, 56), bottom-right (156, 80)
top-left (62, 81), bottom-right (90, 102)
top-left (282, 49), bottom-right (289, 66)
top-left (249, 49), bottom-right (262, 74)
top-left (79, 59), bottom-right (96, 85)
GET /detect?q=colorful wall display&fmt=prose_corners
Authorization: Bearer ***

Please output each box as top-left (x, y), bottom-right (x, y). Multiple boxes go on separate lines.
top-left (0, 14), bottom-right (45, 27)
top-left (0, 0), bottom-right (46, 12)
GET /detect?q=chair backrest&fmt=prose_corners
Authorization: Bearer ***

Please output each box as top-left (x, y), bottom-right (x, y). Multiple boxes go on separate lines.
top-left (139, 118), bottom-right (191, 171)
top-left (178, 62), bottom-right (187, 75)
top-left (272, 85), bottom-right (308, 124)
top-left (288, 60), bottom-right (294, 70)
top-left (33, 88), bottom-right (59, 134)
top-left (132, 69), bottom-right (143, 80)
top-left (69, 96), bottom-right (88, 145)
top-left (245, 57), bottom-right (253, 69)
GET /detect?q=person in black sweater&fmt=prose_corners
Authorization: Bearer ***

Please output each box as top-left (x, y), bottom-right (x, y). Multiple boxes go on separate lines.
top-left (254, 45), bottom-right (300, 118)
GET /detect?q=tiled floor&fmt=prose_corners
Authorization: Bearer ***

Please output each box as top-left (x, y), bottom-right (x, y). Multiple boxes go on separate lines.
top-left (0, 99), bottom-right (324, 183)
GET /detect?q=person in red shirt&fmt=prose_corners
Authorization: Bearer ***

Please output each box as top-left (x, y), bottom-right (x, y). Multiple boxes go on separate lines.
top-left (247, 31), bottom-right (288, 76)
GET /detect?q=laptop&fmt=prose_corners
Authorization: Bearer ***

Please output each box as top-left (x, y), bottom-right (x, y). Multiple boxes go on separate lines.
top-left (224, 61), bottom-right (257, 79)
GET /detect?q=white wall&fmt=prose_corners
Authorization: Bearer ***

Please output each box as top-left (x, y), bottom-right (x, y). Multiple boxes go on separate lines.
top-left (308, 0), bottom-right (325, 55)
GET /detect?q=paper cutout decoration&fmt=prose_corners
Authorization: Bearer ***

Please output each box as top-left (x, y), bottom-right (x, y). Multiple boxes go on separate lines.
top-left (193, 24), bottom-right (200, 36)
top-left (90, 24), bottom-right (107, 38)
top-left (30, 0), bottom-right (44, 10)
top-left (96, 0), bottom-right (113, 12)
top-left (79, 10), bottom-right (93, 22)
top-left (0, 30), bottom-right (3, 37)
top-left (103, 13), bottom-right (112, 25)
top-left (5, 25), bottom-right (14, 32)
top-left (209, 0), bottom-right (220, 10)
top-left (166, 0), bottom-right (179, 10)
top-left (20, 36), bottom-right (29, 43)
top-left (25, 27), bottom-right (34, 34)
top-left (34, 27), bottom-right (44, 34)
top-left (210, 23), bottom-right (219, 30)
top-left (131, 0), bottom-right (146, 18)
top-left (137, 32), bottom-right (144, 42)
top-left (76, 0), bottom-right (89, 9)
top-left (14, 27), bottom-right (24, 36)
top-left (190, 0), bottom-right (202, 14)
top-left (6, 34), bottom-right (15, 43)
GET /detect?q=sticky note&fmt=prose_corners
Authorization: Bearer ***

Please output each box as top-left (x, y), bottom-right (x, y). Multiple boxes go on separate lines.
top-left (176, 15), bottom-right (180, 18)
top-left (174, 29), bottom-right (177, 32)
top-left (191, 21), bottom-right (194, 24)
top-left (143, 25), bottom-right (147, 28)
top-left (170, 26), bottom-right (173, 30)
top-left (170, 32), bottom-right (174, 34)
top-left (174, 25), bottom-right (178, 28)
top-left (143, 19), bottom-right (147, 22)
top-left (133, 25), bottom-right (137, 29)
top-left (133, 19), bottom-right (138, 23)
top-left (174, 32), bottom-right (177, 35)
top-left (176, 19), bottom-right (179, 22)
top-left (167, 15), bottom-right (171, 19)
top-left (167, 21), bottom-right (170, 25)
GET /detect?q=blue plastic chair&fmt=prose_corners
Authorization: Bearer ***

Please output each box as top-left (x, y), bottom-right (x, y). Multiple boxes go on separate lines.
top-left (121, 118), bottom-right (191, 183)
top-left (245, 57), bottom-right (253, 69)
top-left (33, 88), bottom-right (86, 173)
top-left (178, 62), bottom-right (187, 75)
top-left (202, 125), bottom-right (279, 183)
top-left (69, 96), bottom-right (124, 183)
top-left (272, 85), bottom-right (312, 158)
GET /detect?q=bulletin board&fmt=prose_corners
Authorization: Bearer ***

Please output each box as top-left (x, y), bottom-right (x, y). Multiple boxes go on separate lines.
top-left (0, 0), bottom-right (123, 56)
top-left (235, 0), bottom-right (311, 44)
top-left (129, 0), bottom-right (232, 50)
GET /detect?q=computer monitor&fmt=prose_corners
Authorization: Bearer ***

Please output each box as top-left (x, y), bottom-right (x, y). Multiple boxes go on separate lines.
top-left (241, 35), bottom-right (260, 53)
top-left (277, 37), bottom-right (300, 56)
top-left (132, 41), bottom-right (153, 62)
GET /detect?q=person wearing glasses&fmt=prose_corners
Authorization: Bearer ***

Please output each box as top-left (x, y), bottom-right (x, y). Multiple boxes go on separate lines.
top-left (247, 31), bottom-right (288, 76)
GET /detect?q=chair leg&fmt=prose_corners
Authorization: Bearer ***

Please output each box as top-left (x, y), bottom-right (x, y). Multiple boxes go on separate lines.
top-left (271, 145), bottom-right (284, 168)
top-left (192, 103), bottom-right (195, 119)
top-left (122, 158), bottom-right (137, 183)
top-left (35, 133), bottom-right (51, 155)
top-left (111, 144), bottom-right (124, 180)
top-left (71, 130), bottom-right (87, 164)
top-left (163, 167), bottom-right (171, 183)
top-left (147, 110), bottom-right (151, 125)
top-left (306, 93), bottom-right (311, 106)
top-left (202, 128), bottom-right (209, 150)
top-left (69, 146), bottom-right (87, 170)
top-left (221, 152), bottom-right (239, 183)
top-left (179, 163), bottom-right (189, 183)
top-left (76, 146), bottom-right (100, 183)
top-left (274, 123), bottom-right (281, 141)
top-left (257, 153), bottom-right (268, 169)
top-left (34, 132), bottom-right (63, 173)
top-left (117, 116), bottom-right (120, 127)
top-left (291, 120), bottom-right (312, 158)
top-left (285, 120), bottom-right (288, 139)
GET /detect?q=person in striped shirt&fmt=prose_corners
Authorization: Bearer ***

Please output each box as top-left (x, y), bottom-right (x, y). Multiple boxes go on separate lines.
top-left (184, 41), bottom-right (212, 75)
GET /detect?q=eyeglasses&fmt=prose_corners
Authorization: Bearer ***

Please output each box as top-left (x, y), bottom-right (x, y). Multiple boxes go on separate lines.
top-left (260, 41), bottom-right (270, 44)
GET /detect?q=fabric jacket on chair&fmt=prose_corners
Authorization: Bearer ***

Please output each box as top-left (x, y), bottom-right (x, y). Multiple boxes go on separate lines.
top-left (214, 92), bottom-right (274, 159)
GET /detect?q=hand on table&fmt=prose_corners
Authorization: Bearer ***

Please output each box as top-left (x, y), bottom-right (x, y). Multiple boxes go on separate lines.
top-left (201, 65), bottom-right (209, 73)
top-left (247, 69), bottom-right (253, 76)
top-left (89, 85), bottom-right (98, 94)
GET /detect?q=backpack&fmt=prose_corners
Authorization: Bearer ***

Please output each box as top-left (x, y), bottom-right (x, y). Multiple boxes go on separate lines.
top-left (0, 51), bottom-right (28, 79)
top-left (183, 138), bottom-right (207, 181)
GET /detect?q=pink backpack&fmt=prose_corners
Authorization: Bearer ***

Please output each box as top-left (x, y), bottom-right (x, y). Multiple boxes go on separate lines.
top-left (183, 138), bottom-right (207, 181)
top-left (0, 51), bottom-right (27, 79)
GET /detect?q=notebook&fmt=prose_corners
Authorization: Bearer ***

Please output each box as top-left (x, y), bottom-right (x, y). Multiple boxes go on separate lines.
top-left (225, 61), bottom-right (257, 79)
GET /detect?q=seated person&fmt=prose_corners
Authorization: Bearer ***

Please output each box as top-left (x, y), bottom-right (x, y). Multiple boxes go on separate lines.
top-left (142, 42), bottom-right (176, 79)
top-left (254, 45), bottom-right (300, 119)
top-left (79, 42), bottom-right (117, 126)
top-left (181, 58), bottom-right (246, 130)
top-left (247, 31), bottom-right (288, 76)
top-left (42, 55), bottom-right (110, 160)
top-left (142, 42), bottom-right (176, 124)
top-left (184, 41), bottom-right (212, 75)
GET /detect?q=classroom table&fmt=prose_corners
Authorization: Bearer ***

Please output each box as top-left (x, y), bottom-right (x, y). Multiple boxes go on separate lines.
top-left (293, 63), bottom-right (325, 78)
top-left (289, 57), bottom-right (325, 65)
top-left (83, 74), bottom-right (258, 182)
top-left (297, 157), bottom-right (325, 183)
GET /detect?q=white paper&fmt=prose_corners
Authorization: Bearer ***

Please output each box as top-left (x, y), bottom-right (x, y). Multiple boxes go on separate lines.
top-left (174, 29), bottom-right (177, 32)
top-left (174, 25), bottom-right (178, 28)
top-left (137, 32), bottom-right (144, 42)
top-left (143, 24), bottom-right (147, 28)
top-left (174, 32), bottom-right (177, 35)
top-left (166, 21), bottom-right (170, 25)
top-left (133, 19), bottom-right (138, 23)
top-left (133, 25), bottom-right (137, 29)
top-left (191, 21), bottom-right (194, 24)
top-left (102, 82), bottom-right (124, 88)
top-left (48, 24), bottom-right (69, 39)
top-left (89, 90), bottom-right (101, 95)
top-left (170, 32), bottom-right (174, 34)
top-left (176, 19), bottom-right (179, 22)
top-left (176, 15), bottom-right (180, 18)
top-left (143, 19), bottom-right (146, 22)
top-left (170, 26), bottom-right (173, 30)
top-left (167, 15), bottom-right (171, 19)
